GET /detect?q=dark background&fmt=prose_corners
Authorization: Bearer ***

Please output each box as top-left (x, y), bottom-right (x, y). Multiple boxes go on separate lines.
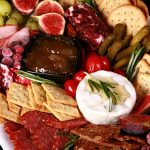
top-left (0, 0), bottom-right (150, 150)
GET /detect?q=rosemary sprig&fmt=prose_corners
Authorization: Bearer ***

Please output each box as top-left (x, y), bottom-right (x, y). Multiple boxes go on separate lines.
top-left (17, 70), bottom-right (59, 86)
top-left (126, 44), bottom-right (145, 81)
top-left (85, 73), bottom-right (121, 112)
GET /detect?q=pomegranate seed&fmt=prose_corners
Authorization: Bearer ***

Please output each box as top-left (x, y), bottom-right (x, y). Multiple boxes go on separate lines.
top-left (13, 54), bottom-right (22, 62)
top-left (0, 67), bottom-right (3, 74)
top-left (1, 57), bottom-right (13, 66)
top-left (2, 48), bottom-right (13, 57)
top-left (8, 41), bottom-right (19, 49)
top-left (0, 75), bottom-right (3, 80)
top-left (13, 44), bottom-right (24, 54)
top-left (13, 61), bottom-right (21, 69)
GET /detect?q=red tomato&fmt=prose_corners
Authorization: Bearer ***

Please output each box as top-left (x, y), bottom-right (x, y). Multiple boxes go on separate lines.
top-left (99, 56), bottom-right (110, 71)
top-left (132, 95), bottom-right (150, 114)
top-left (64, 80), bottom-right (78, 97)
top-left (113, 69), bottom-right (125, 76)
top-left (73, 70), bottom-right (86, 84)
top-left (85, 54), bottom-right (103, 73)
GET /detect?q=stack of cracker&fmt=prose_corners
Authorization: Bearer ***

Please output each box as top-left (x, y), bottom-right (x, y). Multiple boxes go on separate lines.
top-left (0, 82), bottom-right (81, 123)
top-left (95, 0), bottom-right (149, 35)
top-left (133, 53), bottom-right (150, 101)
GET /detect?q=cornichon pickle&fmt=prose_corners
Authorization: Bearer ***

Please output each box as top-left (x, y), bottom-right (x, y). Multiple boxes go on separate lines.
top-left (130, 25), bottom-right (150, 46)
top-left (121, 35), bottom-right (133, 49)
top-left (113, 57), bottom-right (130, 70)
top-left (144, 38), bottom-right (150, 53)
top-left (98, 33), bottom-right (116, 56)
top-left (113, 23), bottom-right (126, 40)
top-left (142, 35), bottom-right (150, 45)
top-left (106, 40), bottom-right (122, 62)
top-left (115, 43), bottom-right (139, 61)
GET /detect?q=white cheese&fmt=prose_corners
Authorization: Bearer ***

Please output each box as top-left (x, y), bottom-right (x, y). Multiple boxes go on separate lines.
top-left (76, 71), bottom-right (136, 125)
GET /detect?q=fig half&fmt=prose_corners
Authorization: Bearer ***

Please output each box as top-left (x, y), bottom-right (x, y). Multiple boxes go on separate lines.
top-left (119, 114), bottom-right (150, 135)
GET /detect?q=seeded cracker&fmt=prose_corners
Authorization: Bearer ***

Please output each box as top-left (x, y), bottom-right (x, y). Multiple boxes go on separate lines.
top-left (31, 82), bottom-right (47, 105)
top-left (107, 5), bottom-right (147, 35)
top-left (8, 102), bottom-right (21, 114)
top-left (46, 94), bottom-right (81, 118)
top-left (7, 82), bottom-right (31, 109)
top-left (44, 103), bottom-right (76, 121)
top-left (42, 84), bottom-right (77, 106)
top-left (0, 93), bottom-right (18, 122)
top-left (28, 84), bottom-right (50, 113)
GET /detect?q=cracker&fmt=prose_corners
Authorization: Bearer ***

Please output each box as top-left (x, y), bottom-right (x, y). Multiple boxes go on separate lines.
top-left (31, 82), bottom-right (47, 105)
top-left (28, 85), bottom-right (50, 113)
top-left (107, 5), bottom-right (147, 35)
top-left (46, 94), bottom-right (81, 118)
top-left (8, 102), bottom-right (21, 114)
top-left (142, 53), bottom-right (150, 65)
top-left (20, 107), bottom-right (30, 116)
top-left (136, 59), bottom-right (150, 74)
top-left (133, 72), bottom-right (150, 101)
top-left (7, 82), bottom-right (31, 108)
top-left (42, 84), bottom-right (77, 106)
top-left (44, 103), bottom-right (76, 121)
top-left (0, 117), bottom-right (7, 124)
top-left (97, 0), bottom-right (131, 18)
top-left (0, 93), bottom-right (18, 122)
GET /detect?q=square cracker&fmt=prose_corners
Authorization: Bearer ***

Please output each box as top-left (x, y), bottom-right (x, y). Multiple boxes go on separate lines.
top-left (28, 85), bottom-right (50, 113)
top-left (142, 53), bottom-right (150, 65)
top-left (46, 94), bottom-right (81, 118)
top-left (7, 82), bottom-right (31, 109)
top-left (8, 102), bottom-right (21, 114)
top-left (44, 103), bottom-right (76, 121)
top-left (31, 82), bottom-right (47, 105)
top-left (20, 107), bottom-right (30, 116)
top-left (0, 93), bottom-right (18, 122)
top-left (42, 84), bottom-right (77, 106)
top-left (0, 116), bottom-right (7, 124)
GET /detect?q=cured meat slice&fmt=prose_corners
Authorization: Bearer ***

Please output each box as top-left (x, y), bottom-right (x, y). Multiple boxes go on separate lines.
top-left (65, 4), bottom-right (110, 51)
top-left (44, 117), bottom-right (88, 129)
top-left (19, 110), bottom-right (54, 133)
top-left (31, 126), bottom-right (59, 150)
top-left (4, 121), bottom-right (23, 135)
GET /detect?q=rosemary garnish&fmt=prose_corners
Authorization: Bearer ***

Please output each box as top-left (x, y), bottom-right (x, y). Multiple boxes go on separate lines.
top-left (17, 70), bottom-right (59, 86)
top-left (126, 44), bottom-right (145, 81)
top-left (85, 73), bottom-right (121, 112)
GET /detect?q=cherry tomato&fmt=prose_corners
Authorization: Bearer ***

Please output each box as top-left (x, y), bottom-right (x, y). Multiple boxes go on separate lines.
top-left (85, 54), bottom-right (103, 73)
top-left (64, 79), bottom-right (78, 97)
top-left (113, 69), bottom-right (125, 76)
top-left (99, 56), bottom-right (110, 71)
top-left (132, 95), bottom-right (150, 114)
top-left (73, 70), bottom-right (86, 84)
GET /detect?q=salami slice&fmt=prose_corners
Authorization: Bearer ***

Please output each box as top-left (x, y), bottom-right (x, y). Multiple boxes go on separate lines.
top-left (19, 111), bottom-right (54, 133)
top-left (4, 121), bottom-right (23, 135)
top-left (44, 117), bottom-right (88, 129)
top-left (31, 126), bottom-right (59, 150)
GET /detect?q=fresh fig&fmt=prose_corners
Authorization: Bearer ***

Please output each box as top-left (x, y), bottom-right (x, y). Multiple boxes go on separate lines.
top-left (35, 13), bottom-right (65, 35)
top-left (118, 114), bottom-right (150, 135)
top-left (34, 0), bottom-right (64, 16)
top-left (12, 0), bottom-right (39, 15)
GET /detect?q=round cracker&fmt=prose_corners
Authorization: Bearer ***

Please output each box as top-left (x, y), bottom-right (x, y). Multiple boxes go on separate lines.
top-left (107, 5), bottom-right (147, 35)
top-left (97, 0), bottom-right (131, 18)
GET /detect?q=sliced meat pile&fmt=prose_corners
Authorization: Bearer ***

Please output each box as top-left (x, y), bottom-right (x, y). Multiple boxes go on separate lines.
top-left (4, 110), bottom-right (87, 150)
top-left (72, 124), bottom-right (146, 150)
top-left (65, 4), bottom-right (110, 51)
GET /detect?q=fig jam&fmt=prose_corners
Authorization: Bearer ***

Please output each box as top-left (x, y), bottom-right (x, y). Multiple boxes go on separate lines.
top-left (25, 35), bottom-right (79, 75)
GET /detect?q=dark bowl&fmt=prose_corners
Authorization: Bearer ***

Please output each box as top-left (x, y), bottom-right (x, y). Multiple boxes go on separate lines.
top-left (22, 35), bottom-right (81, 84)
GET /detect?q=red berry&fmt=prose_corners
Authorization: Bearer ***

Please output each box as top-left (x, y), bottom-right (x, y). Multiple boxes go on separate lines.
top-left (1, 57), bottom-right (13, 66)
top-left (99, 56), bottom-right (110, 71)
top-left (113, 69), bottom-right (125, 76)
top-left (13, 61), bottom-right (21, 69)
top-left (13, 54), bottom-right (22, 62)
top-left (2, 48), bottom-right (13, 57)
top-left (64, 80), bottom-right (78, 97)
top-left (13, 45), bottom-right (24, 54)
top-left (73, 70), bottom-right (86, 84)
